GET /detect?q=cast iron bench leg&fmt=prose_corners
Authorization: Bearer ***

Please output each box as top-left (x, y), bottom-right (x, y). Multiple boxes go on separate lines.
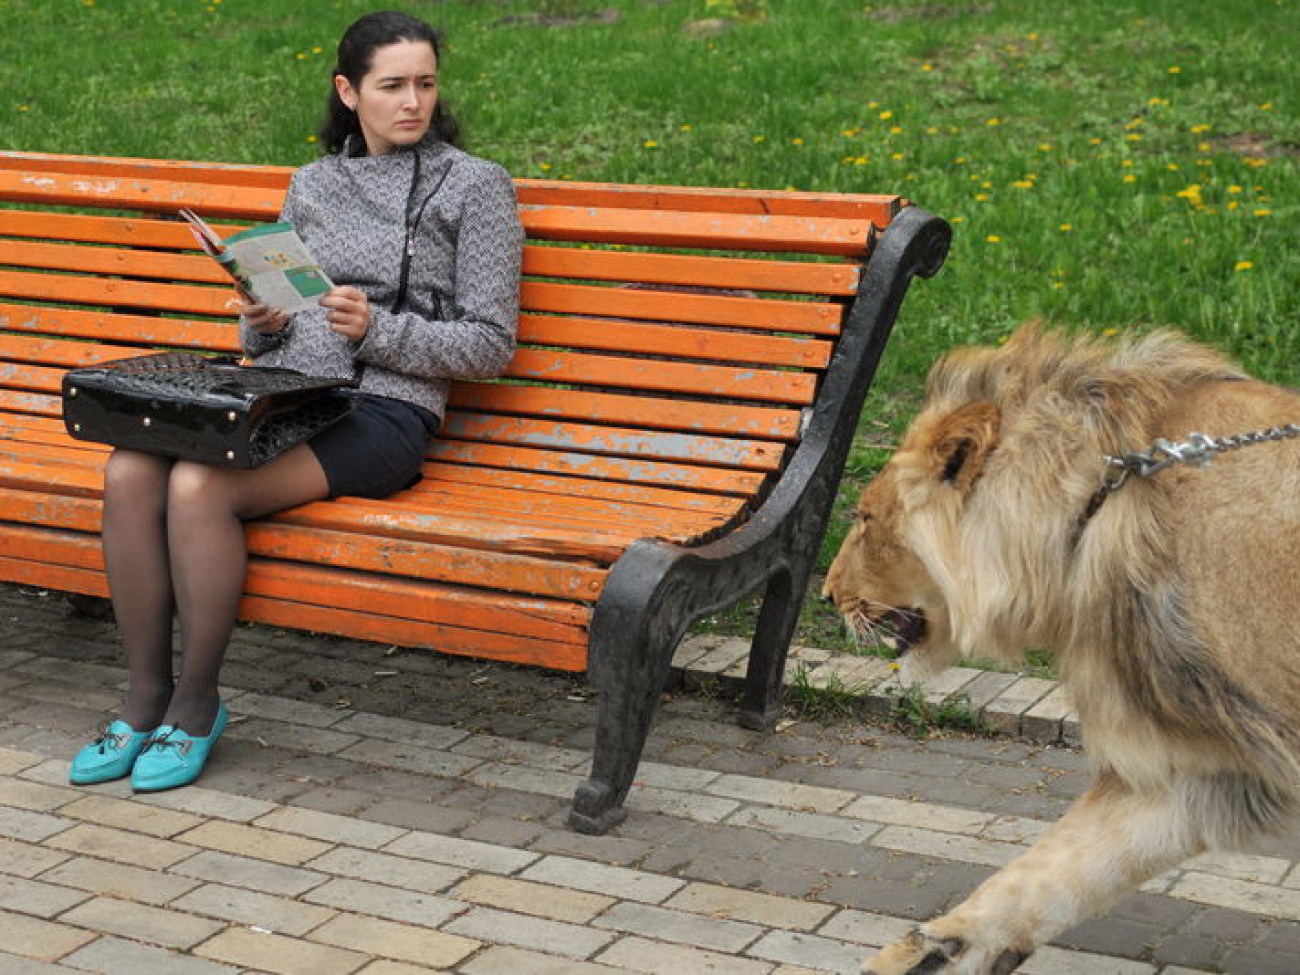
top-left (738, 566), bottom-right (799, 730)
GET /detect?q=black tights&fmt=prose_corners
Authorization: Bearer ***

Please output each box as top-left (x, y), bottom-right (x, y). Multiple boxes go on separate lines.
top-left (101, 445), bottom-right (330, 735)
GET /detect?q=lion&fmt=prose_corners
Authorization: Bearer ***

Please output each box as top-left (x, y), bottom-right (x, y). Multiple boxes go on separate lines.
top-left (823, 325), bottom-right (1300, 974)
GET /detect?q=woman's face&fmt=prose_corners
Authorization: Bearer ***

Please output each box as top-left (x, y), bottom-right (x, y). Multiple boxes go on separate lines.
top-left (336, 39), bottom-right (438, 156)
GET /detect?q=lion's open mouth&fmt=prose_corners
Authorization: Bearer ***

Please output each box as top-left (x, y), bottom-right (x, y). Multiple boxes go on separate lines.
top-left (877, 608), bottom-right (928, 655)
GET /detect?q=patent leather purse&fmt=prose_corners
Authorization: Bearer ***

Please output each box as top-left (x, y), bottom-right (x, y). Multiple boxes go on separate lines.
top-left (62, 352), bottom-right (358, 468)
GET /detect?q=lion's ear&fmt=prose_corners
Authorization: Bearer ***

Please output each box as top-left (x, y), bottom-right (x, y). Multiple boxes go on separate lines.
top-left (927, 401), bottom-right (1000, 494)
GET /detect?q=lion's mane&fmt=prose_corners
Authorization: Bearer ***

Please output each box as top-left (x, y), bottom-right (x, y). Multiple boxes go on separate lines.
top-left (892, 326), bottom-right (1300, 844)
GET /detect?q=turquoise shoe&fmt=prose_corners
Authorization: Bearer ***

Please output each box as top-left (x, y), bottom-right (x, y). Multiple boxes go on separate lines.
top-left (70, 720), bottom-right (153, 785)
top-left (130, 702), bottom-right (228, 793)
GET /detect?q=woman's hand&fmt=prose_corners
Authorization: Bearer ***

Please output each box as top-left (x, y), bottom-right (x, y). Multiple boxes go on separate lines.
top-left (320, 286), bottom-right (371, 342)
top-left (239, 291), bottom-right (291, 335)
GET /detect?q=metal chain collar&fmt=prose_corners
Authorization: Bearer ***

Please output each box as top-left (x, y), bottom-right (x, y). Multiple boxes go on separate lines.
top-left (1102, 424), bottom-right (1300, 492)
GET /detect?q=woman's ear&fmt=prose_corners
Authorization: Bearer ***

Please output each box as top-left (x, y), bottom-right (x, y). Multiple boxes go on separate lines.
top-left (334, 74), bottom-right (357, 111)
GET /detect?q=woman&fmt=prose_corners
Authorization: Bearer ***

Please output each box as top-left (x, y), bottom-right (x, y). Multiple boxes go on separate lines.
top-left (69, 10), bottom-right (523, 791)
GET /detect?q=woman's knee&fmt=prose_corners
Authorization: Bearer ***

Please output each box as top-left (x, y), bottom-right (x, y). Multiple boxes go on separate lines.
top-left (167, 462), bottom-right (234, 520)
top-left (103, 450), bottom-right (172, 509)
top-left (167, 450), bottom-right (328, 524)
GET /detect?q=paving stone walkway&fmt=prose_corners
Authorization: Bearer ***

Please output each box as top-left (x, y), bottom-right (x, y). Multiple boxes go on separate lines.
top-left (2, 582), bottom-right (1299, 974)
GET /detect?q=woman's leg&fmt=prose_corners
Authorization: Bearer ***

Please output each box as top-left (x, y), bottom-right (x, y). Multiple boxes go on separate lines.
top-left (100, 450), bottom-right (179, 731)
top-left (162, 443), bottom-right (330, 734)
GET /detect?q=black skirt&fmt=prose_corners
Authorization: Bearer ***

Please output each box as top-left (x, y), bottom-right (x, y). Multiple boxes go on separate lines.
top-left (308, 393), bottom-right (439, 500)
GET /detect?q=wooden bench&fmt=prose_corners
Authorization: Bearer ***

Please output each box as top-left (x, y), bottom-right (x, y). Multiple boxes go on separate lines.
top-left (0, 150), bottom-right (950, 832)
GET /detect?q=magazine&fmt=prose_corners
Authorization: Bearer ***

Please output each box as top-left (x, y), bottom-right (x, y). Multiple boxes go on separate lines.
top-left (180, 209), bottom-right (333, 314)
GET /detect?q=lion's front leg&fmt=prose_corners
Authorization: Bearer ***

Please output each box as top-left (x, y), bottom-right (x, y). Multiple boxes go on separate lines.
top-left (862, 771), bottom-right (1203, 974)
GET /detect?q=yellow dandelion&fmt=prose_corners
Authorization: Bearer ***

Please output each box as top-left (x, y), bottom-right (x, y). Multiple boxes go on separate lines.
top-left (985, 117), bottom-right (1002, 126)
top-left (1123, 174), bottom-right (1137, 183)
top-left (986, 235), bottom-right (1002, 243)
top-left (1103, 327), bottom-right (1120, 337)
top-left (879, 110), bottom-right (893, 120)
top-left (1254, 208), bottom-right (1273, 216)
top-left (1168, 65), bottom-right (1182, 74)
top-left (1234, 261), bottom-right (1253, 272)
top-left (1059, 223), bottom-right (1073, 232)
top-left (642, 140), bottom-right (659, 149)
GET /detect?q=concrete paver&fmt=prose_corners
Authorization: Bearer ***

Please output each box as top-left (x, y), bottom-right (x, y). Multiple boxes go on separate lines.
top-left (2, 583), bottom-right (1298, 973)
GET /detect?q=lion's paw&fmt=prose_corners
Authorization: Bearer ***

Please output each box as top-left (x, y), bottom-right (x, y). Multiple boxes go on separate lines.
top-left (862, 929), bottom-right (1028, 975)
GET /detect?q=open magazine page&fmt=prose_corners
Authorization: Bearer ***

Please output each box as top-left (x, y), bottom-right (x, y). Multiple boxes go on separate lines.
top-left (180, 210), bottom-right (333, 314)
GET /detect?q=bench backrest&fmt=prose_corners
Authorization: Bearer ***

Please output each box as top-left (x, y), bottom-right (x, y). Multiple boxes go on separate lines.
top-left (0, 151), bottom-right (900, 518)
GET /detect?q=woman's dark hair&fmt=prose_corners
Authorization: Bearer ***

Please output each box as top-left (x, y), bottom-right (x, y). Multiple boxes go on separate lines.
top-left (319, 10), bottom-right (460, 154)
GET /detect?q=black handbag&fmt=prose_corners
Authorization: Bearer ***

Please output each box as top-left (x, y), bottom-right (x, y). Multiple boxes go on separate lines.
top-left (62, 353), bottom-right (359, 468)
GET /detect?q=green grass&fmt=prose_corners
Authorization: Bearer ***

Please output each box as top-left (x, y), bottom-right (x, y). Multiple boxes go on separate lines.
top-left (4, 0), bottom-right (1297, 654)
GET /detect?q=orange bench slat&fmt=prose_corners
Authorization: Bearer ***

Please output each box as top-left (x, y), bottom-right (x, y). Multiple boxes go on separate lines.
top-left (0, 303), bottom-right (239, 352)
top-left (427, 440), bottom-right (769, 497)
top-left (517, 314), bottom-right (833, 369)
top-left (523, 245), bottom-right (858, 297)
top-left (0, 268), bottom-right (235, 317)
top-left (0, 239), bottom-right (228, 285)
top-left (449, 384), bottom-right (804, 440)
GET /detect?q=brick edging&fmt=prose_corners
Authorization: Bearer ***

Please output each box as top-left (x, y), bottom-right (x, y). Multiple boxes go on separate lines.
top-left (671, 635), bottom-right (1080, 747)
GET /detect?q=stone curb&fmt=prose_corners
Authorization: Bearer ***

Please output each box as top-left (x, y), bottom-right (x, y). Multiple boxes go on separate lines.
top-left (671, 635), bottom-right (1081, 748)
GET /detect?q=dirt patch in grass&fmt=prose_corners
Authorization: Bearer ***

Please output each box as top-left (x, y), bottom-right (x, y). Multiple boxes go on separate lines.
top-left (496, 9), bottom-right (622, 29)
top-left (1213, 132), bottom-right (1300, 160)
top-left (864, 3), bottom-right (994, 23)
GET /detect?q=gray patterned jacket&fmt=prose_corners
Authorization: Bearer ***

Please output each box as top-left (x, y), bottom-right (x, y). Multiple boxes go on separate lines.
top-left (240, 136), bottom-right (524, 422)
